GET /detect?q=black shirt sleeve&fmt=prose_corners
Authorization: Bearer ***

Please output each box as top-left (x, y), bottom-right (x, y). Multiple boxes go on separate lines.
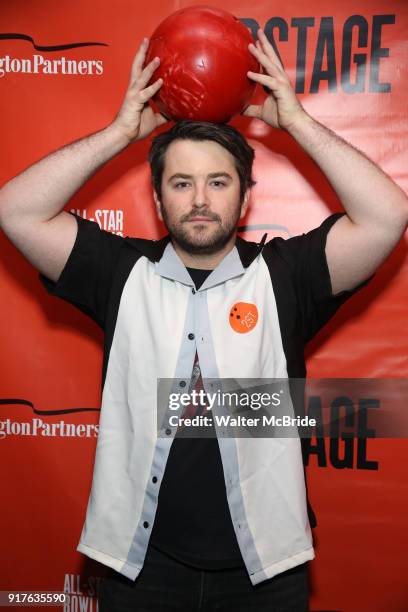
top-left (273, 212), bottom-right (373, 343)
top-left (38, 212), bottom-right (125, 329)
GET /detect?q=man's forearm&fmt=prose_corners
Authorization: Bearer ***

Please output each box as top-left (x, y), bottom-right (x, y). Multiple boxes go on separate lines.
top-left (286, 113), bottom-right (408, 229)
top-left (0, 123), bottom-right (130, 225)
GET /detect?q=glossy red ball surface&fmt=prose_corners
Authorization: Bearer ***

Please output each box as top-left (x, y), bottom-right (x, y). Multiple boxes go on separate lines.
top-left (145, 5), bottom-right (259, 123)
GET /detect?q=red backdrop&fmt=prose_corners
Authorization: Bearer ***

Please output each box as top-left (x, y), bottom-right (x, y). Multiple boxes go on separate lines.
top-left (1, 1), bottom-right (407, 610)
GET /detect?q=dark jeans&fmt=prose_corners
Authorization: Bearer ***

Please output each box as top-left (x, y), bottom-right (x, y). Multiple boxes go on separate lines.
top-left (98, 545), bottom-right (309, 611)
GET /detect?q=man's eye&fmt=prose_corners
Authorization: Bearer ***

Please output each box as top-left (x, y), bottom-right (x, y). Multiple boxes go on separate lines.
top-left (174, 182), bottom-right (190, 189)
top-left (211, 181), bottom-right (226, 187)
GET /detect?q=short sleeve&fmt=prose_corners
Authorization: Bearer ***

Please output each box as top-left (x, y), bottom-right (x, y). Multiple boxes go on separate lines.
top-left (273, 212), bottom-right (373, 343)
top-left (38, 212), bottom-right (125, 329)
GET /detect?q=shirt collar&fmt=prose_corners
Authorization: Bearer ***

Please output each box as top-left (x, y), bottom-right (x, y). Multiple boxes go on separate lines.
top-left (124, 232), bottom-right (268, 288)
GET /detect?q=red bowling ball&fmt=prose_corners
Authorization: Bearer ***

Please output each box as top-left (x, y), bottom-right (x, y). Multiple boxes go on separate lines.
top-left (145, 5), bottom-right (260, 123)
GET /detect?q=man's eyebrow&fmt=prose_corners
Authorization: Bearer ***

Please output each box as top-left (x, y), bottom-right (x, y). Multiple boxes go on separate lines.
top-left (167, 172), bottom-right (233, 182)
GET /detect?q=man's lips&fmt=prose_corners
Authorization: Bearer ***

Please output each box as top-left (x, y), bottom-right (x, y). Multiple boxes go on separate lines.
top-left (186, 217), bottom-right (217, 222)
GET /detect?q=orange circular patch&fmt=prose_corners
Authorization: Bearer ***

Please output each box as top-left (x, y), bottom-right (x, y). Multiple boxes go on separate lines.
top-left (229, 302), bottom-right (259, 333)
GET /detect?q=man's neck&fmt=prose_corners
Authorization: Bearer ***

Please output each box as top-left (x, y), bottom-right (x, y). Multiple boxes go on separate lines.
top-left (171, 233), bottom-right (237, 270)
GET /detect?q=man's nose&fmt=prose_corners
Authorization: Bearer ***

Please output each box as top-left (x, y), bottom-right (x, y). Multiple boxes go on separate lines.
top-left (192, 183), bottom-right (210, 208)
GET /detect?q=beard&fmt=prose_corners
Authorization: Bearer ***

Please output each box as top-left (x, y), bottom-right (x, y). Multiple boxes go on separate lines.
top-left (159, 202), bottom-right (242, 255)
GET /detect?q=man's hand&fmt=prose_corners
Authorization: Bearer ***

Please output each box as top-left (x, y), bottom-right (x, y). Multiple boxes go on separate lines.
top-left (111, 38), bottom-right (168, 144)
top-left (243, 29), bottom-right (306, 131)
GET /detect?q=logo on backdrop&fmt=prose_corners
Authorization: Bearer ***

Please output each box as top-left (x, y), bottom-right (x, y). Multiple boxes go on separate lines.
top-left (0, 33), bottom-right (107, 78)
top-left (63, 574), bottom-right (101, 612)
top-left (0, 14), bottom-right (396, 88)
top-left (0, 398), bottom-right (99, 440)
top-left (70, 209), bottom-right (124, 236)
top-left (240, 14), bottom-right (395, 93)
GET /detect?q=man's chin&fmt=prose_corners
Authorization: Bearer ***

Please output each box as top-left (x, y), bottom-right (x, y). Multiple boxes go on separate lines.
top-left (171, 230), bottom-right (233, 256)
top-left (174, 240), bottom-right (225, 256)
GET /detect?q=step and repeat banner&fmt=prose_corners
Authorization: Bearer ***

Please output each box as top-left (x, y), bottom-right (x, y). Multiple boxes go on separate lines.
top-left (1, 1), bottom-right (407, 611)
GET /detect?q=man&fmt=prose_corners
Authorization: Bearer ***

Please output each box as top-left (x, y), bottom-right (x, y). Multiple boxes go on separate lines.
top-left (0, 31), bottom-right (407, 612)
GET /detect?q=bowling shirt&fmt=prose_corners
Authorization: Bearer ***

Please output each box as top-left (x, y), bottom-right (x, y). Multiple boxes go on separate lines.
top-left (38, 210), bottom-right (369, 586)
top-left (149, 266), bottom-right (244, 569)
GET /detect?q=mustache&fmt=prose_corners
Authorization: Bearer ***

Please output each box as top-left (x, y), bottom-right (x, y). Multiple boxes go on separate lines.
top-left (181, 209), bottom-right (221, 222)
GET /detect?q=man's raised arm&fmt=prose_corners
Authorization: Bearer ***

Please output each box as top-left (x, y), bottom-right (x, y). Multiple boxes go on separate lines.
top-left (244, 29), bottom-right (408, 295)
top-left (0, 38), bottom-right (166, 284)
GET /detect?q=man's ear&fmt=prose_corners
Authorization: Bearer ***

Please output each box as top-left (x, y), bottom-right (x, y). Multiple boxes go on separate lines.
top-left (153, 191), bottom-right (163, 221)
top-left (240, 189), bottom-right (250, 219)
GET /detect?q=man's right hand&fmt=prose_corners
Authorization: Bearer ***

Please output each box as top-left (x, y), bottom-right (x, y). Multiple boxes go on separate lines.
top-left (111, 38), bottom-right (168, 144)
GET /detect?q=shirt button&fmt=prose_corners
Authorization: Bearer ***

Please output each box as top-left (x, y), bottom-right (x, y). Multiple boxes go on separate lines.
top-left (192, 288), bottom-right (196, 294)
top-left (179, 380), bottom-right (186, 387)
top-left (188, 333), bottom-right (195, 340)
top-left (165, 428), bottom-right (172, 435)
top-left (143, 521), bottom-right (149, 528)
top-left (152, 476), bottom-right (158, 483)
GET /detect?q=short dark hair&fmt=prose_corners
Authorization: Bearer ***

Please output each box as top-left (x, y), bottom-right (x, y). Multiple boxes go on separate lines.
top-left (148, 120), bottom-right (256, 203)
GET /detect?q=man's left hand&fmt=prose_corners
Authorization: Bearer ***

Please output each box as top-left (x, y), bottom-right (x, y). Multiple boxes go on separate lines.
top-left (243, 29), bottom-right (306, 131)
